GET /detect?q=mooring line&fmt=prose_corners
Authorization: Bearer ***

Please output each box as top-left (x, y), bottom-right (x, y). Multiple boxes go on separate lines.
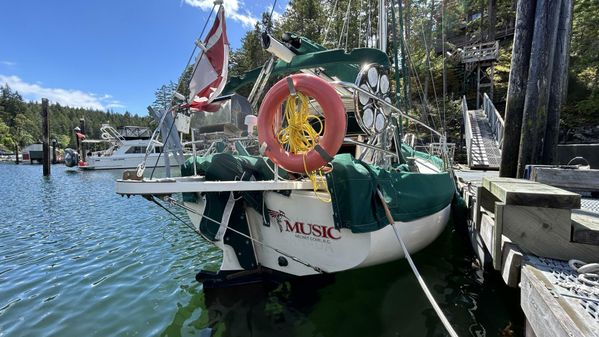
top-left (376, 190), bottom-right (459, 337)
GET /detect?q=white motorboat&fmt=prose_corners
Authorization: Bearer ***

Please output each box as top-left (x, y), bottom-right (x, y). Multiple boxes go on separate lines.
top-left (76, 124), bottom-right (172, 170)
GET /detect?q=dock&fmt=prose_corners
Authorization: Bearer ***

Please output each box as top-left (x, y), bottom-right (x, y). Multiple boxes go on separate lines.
top-left (455, 168), bottom-right (599, 337)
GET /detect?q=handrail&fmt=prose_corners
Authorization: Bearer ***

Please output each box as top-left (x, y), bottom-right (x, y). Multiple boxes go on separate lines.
top-left (482, 93), bottom-right (504, 149)
top-left (100, 124), bottom-right (126, 143)
top-left (462, 96), bottom-right (473, 167)
top-left (461, 41), bottom-right (499, 63)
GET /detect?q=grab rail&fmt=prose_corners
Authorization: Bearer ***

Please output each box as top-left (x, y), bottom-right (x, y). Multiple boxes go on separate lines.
top-left (482, 93), bottom-right (504, 149)
top-left (462, 96), bottom-right (473, 167)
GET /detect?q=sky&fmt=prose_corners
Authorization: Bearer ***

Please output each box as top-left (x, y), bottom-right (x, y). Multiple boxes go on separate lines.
top-left (0, 0), bottom-right (288, 115)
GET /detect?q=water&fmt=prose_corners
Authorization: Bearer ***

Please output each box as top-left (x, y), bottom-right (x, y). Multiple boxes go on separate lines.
top-left (0, 163), bottom-right (523, 336)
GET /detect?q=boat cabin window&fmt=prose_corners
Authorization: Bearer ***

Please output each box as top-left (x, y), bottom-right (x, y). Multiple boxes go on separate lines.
top-left (125, 146), bottom-right (146, 154)
top-left (153, 146), bottom-right (162, 153)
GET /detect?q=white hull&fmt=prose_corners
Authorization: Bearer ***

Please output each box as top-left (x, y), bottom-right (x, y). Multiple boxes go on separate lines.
top-left (185, 189), bottom-right (451, 276)
top-left (81, 153), bottom-right (169, 170)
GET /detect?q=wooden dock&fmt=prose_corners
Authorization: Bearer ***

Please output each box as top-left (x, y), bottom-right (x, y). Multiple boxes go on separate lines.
top-left (455, 167), bottom-right (599, 337)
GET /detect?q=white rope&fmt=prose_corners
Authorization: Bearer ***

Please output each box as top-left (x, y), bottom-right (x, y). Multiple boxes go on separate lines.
top-left (569, 259), bottom-right (599, 288)
top-left (556, 259), bottom-right (599, 302)
top-left (377, 190), bottom-right (459, 337)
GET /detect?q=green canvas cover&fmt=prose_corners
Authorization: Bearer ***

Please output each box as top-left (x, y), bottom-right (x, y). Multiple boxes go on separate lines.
top-left (180, 153), bottom-right (289, 203)
top-left (325, 154), bottom-right (455, 233)
top-left (223, 44), bottom-right (389, 94)
top-left (181, 151), bottom-right (454, 235)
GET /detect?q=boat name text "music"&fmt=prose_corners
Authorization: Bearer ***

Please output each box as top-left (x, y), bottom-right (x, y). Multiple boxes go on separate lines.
top-left (284, 220), bottom-right (341, 241)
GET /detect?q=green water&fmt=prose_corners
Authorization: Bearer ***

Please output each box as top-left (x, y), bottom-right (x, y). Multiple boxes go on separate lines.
top-left (0, 163), bottom-right (523, 336)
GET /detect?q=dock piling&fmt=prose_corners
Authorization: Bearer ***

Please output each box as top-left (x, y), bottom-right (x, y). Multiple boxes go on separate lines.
top-left (41, 98), bottom-right (50, 176)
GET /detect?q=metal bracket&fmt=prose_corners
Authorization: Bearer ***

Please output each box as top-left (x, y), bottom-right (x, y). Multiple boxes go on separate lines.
top-left (286, 77), bottom-right (296, 96)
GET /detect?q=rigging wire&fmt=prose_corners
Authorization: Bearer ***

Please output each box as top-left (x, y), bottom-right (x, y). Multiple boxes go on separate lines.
top-left (441, 0), bottom-right (447, 133)
top-left (267, 0), bottom-right (278, 28)
top-left (402, 34), bottom-right (438, 133)
top-left (421, 28), bottom-right (442, 124)
top-left (150, 115), bottom-right (177, 179)
top-left (358, 0), bottom-right (363, 48)
top-left (367, 0), bottom-right (372, 47)
top-left (344, 0), bottom-right (353, 50)
top-left (322, 0), bottom-right (339, 46)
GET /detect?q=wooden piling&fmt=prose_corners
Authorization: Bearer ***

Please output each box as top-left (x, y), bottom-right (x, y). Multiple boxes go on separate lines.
top-left (14, 143), bottom-right (19, 164)
top-left (499, 0), bottom-right (537, 178)
top-left (41, 98), bottom-right (50, 176)
top-left (542, 0), bottom-right (573, 164)
top-left (516, 0), bottom-right (563, 178)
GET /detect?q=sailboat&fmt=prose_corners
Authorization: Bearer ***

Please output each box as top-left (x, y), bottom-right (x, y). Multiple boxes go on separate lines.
top-left (116, 0), bottom-right (456, 286)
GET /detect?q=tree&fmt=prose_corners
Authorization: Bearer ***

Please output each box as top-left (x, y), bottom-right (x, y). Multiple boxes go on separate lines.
top-left (151, 82), bottom-right (178, 112)
top-left (0, 120), bottom-right (13, 151)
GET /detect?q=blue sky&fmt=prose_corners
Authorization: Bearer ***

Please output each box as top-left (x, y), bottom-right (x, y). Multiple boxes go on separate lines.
top-left (0, 0), bottom-right (287, 115)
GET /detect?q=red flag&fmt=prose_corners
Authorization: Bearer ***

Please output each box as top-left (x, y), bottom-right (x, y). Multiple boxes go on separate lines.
top-left (188, 6), bottom-right (229, 112)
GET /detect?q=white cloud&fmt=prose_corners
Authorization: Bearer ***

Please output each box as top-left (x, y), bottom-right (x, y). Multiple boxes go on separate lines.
top-left (0, 75), bottom-right (117, 111)
top-left (106, 101), bottom-right (125, 109)
top-left (184, 0), bottom-right (258, 28)
top-left (1, 61), bottom-right (16, 66)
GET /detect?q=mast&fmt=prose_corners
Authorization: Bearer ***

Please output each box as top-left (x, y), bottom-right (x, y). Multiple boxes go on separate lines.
top-left (378, 0), bottom-right (387, 51)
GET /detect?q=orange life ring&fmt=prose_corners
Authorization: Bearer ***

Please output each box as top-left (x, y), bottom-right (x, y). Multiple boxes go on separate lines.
top-left (258, 74), bottom-right (346, 173)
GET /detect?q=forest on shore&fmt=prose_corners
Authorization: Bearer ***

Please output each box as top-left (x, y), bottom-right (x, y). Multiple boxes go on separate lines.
top-left (0, 86), bottom-right (151, 153)
top-left (1, 0), bottom-right (597, 153)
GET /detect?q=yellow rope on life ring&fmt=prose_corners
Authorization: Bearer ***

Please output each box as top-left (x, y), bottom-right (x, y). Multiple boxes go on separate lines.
top-left (277, 92), bottom-right (331, 202)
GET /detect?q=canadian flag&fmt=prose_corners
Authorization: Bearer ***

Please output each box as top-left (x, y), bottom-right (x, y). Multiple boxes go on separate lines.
top-left (188, 5), bottom-right (229, 111)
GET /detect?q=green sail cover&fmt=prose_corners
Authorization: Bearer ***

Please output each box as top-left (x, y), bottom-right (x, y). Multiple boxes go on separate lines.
top-left (223, 37), bottom-right (389, 95)
top-left (325, 154), bottom-right (455, 233)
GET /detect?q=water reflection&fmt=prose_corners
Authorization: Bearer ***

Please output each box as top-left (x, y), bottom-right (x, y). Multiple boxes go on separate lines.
top-left (165, 228), bottom-right (523, 337)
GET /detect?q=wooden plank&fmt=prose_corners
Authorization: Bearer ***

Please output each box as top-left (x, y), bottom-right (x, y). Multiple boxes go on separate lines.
top-left (482, 177), bottom-right (581, 209)
top-left (521, 263), bottom-right (597, 337)
top-left (500, 239), bottom-right (523, 288)
top-left (493, 203), bottom-right (505, 270)
top-left (480, 212), bottom-right (495, 256)
top-left (502, 205), bottom-right (599, 262)
top-left (482, 176), bottom-right (536, 191)
top-left (532, 167), bottom-right (599, 193)
top-left (571, 210), bottom-right (599, 246)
